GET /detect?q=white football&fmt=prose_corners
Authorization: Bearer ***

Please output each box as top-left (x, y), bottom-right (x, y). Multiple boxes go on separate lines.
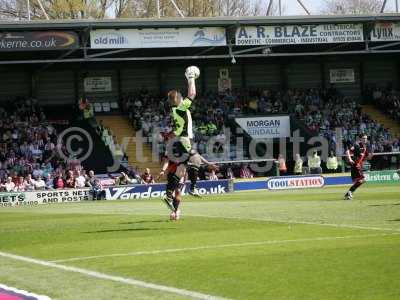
top-left (186, 66), bottom-right (200, 79)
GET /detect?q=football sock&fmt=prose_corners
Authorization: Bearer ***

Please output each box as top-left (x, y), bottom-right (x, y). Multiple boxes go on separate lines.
top-left (349, 180), bottom-right (363, 193)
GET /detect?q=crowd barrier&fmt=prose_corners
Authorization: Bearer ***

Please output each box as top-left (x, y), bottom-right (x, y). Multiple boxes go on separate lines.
top-left (1, 171), bottom-right (398, 208)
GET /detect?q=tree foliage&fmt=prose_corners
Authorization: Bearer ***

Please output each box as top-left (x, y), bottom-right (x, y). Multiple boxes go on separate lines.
top-left (321, 0), bottom-right (384, 15)
top-left (0, 0), bottom-right (286, 20)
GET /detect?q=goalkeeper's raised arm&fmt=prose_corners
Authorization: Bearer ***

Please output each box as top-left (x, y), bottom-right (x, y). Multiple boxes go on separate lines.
top-left (185, 66), bottom-right (200, 100)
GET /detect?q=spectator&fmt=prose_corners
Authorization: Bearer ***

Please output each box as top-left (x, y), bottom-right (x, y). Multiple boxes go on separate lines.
top-left (116, 172), bottom-right (135, 185)
top-left (75, 170), bottom-right (86, 188)
top-left (308, 151), bottom-right (322, 174)
top-left (53, 173), bottom-right (65, 189)
top-left (24, 174), bottom-right (36, 191)
top-left (45, 174), bottom-right (54, 189)
top-left (326, 151), bottom-right (339, 173)
top-left (3, 177), bottom-right (15, 192)
top-left (34, 176), bottom-right (46, 190)
top-left (294, 154), bottom-right (303, 175)
top-left (87, 171), bottom-right (104, 200)
top-left (226, 167), bottom-right (235, 179)
top-left (278, 154), bottom-right (287, 176)
top-left (65, 170), bottom-right (75, 188)
top-left (208, 169), bottom-right (219, 180)
top-left (141, 168), bottom-right (155, 184)
top-left (240, 164), bottom-right (254, 179)
top-left (15, 176), bottom-right (26, 191)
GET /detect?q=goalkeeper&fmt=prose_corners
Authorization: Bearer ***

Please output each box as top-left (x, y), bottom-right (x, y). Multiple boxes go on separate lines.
top-left (166, 66), bottom-right (201, 197)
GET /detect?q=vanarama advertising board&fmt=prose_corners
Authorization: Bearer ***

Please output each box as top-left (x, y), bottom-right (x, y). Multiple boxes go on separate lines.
top-left (235, 116), bottom-right (290, 139)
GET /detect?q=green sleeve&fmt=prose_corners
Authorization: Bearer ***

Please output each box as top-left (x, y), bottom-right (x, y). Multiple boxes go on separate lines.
top-left (178, 97), bottom-right (192, 111)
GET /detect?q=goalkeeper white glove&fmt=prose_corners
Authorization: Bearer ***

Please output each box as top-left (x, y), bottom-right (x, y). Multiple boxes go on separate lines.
top-left (185, 70), bottom-right (196, 80)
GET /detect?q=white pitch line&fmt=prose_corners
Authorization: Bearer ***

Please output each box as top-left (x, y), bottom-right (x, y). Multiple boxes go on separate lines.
top-left (0, 283), bottom-right (51, 300)
top-left (0, 251), bottom-right (230, 300)
top-left (50, 232), bottom-right (399, 263)
top-left (187, 214), bottom-right (400, 232)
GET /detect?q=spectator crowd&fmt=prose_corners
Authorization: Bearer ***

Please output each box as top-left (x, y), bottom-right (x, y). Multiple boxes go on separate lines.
top-left (1, 82), bottom-right (399, 192)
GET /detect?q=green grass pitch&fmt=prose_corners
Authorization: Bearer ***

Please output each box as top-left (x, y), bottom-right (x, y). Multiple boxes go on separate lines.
top-left (0, 184), bottom-right (399, 300)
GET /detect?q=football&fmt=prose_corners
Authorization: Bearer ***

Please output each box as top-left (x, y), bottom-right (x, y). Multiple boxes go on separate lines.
top-left (185, 65), bottom-right (200, 79)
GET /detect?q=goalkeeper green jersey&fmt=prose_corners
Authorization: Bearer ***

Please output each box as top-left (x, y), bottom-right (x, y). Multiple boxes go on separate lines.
top-left (172, 97), bottom-right (193, 139)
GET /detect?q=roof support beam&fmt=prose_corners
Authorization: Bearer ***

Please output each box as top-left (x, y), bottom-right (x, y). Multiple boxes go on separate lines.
top-left (87, 49), bottom-right (138, 58)
top-left (370, 41), bottom-right (400, 50)
top-left (2, 49), bottom-right (400, 65)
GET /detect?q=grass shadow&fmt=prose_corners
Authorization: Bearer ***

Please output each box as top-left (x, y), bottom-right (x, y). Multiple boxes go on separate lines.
top-left (119, 220), bottom-right (168, 225)
top-left (84, 227), bottom-right (175, 234)
top-left (369, 203), bottom-right (400, 207)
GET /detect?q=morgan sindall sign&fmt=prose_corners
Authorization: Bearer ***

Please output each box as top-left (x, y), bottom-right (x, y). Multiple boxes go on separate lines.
top-left (90, 27), bottom-right (226, 49)
top-left (235, 116), bottom-right (291, 139)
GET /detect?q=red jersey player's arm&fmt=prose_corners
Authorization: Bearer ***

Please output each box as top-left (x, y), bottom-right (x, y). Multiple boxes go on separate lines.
top-left (346, 148), bottom-right (355, 165)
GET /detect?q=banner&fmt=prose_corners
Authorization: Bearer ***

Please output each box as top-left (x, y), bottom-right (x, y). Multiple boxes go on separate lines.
top-left (371, 22), bottom-right (400, 41)
top-left (218, 78), bottom-right (232, 93)
top-left (235, 116), bottom-right (291, 139)
top-left (267, 175), bottom-right (325, 190)
top-left (365, 170), bottom-right (400, 184)
top-left (235, 24), bottom-right (364, 46)
top-left (84, 77), bottom-right (112, 92)
top-left (0, 31), bottom-right (79, 51)
top-left (105, 180), bottom-right (230, 200)
top-left (91, 27), bottom-right (226, 49)
top-left (329, 69), bottom-right (355, 83)
top-left (0, 189), bottom-right (91, 207)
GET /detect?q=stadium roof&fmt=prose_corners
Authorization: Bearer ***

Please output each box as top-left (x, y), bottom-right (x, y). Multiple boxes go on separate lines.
top-left (1, 14), bottom-right (400, 65)
top-left (1, 13), bottom-right (400, 30)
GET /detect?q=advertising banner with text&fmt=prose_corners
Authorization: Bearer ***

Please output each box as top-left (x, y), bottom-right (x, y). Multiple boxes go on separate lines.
top-left (235, 116), bottom-right (291, 139)
top-left (371, 22), bottom-right (400, 41)
top-left (235, 24), bottom-right (364, 46)
top-left (91, 27), bottom-right (226, 49)
top-left (0, 31), bottom-right (79, 51)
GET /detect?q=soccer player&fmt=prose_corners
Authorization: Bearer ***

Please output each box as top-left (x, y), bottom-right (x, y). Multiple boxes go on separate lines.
top-left (159, 152), bottom-right (218, 220)
top-left (344, 133), bottom-right (373, 200)
top-left (166, 67), bottom-right (201, 197)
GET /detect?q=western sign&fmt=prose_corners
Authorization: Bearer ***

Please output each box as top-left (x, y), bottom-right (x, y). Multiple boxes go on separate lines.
top-left (236, 24), bottom-right (363, 45)
top-left (235, 116), bottom-right (290, 139)
top-left (267, 176), bottom-right (325, 190)
top-left (0, 31), bottom-right (79, 51)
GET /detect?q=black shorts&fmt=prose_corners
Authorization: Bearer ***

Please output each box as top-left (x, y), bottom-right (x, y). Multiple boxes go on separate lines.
top-left (351, 165), bottom-right (364, 182)
top-left (166, 138), bottom-right (192, 164)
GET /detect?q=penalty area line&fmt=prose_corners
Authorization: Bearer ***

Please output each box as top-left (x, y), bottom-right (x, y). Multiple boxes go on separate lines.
top-left (189, 214), bottom-right (400, 232)
top-left (0, 251), bottom-right (230, 300)
top-left (50, 232), bottom-right (399, 263)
